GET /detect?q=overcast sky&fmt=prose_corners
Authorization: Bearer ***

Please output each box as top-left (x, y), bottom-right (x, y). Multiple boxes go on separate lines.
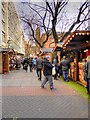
top-left (13, 0), bottom-right (86, 2)
top-left (13, 0), bottom-right (89, 40)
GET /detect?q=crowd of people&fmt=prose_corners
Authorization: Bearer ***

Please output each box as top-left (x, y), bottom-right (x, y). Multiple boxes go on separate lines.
top-left (16, 54), bottom-right (90, 96)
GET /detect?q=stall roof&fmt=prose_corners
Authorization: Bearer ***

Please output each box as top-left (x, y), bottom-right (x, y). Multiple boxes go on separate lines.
top-left (40, 48), bottom-right (53, 53)
top-left (63, 30), bottom-right (90, 52)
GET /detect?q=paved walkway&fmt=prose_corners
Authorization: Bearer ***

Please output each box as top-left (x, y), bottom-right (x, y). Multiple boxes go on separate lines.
top-left (1, 68), bottom-right (89, 118)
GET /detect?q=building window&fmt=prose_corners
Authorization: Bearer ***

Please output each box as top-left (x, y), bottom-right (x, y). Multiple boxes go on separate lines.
top-left (2, 9), bottom-right (5, 20)
top-left (2, 32), bottom-right (5, 43)
top-left (2, 20), bottom-right (5, 31)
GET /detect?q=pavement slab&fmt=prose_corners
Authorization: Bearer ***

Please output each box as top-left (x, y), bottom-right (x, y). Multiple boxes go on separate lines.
top-left (2, 96), bottom-right (88, 118)
top-left (1, 68), bottom-right (89, 119)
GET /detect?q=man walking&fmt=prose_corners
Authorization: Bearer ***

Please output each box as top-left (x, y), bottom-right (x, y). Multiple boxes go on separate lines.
top-left (29, 57), bottom-right (33, 72)
top-left (36, 55), bottom-right (43, 81)
top-left (53, 56), bottom-right (59, 80)
top-left (86, 56), bottom-right (90, 96)
top-left (60, 56), bottom-right (70, 82)
top-left (41, 56), bottom-right (54, 90)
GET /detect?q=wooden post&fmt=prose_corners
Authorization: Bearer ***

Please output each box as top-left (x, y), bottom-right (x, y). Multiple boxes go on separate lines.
top-left (0, 52), bottom-right (3, 73)
top-left (75, 51), bottom-right (79, 81)
top-left (3, 52), bottom-right (9, 73)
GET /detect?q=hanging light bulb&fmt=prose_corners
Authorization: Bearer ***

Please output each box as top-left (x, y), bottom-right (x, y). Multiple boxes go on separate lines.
top-left (79, 33), bottom-right (81, 35)
top-left (82, 33), bottom-right (85, 35)
top-left (72, 35), bottom-right (74, 37)
top-left (87, 33), bottom-right (89, 35)
top-left (76, 33), bottom-right (78, 35)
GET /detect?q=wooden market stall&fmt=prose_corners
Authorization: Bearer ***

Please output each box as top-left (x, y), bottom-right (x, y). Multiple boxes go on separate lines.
top-left (62, 30), bottom-right (90, 87)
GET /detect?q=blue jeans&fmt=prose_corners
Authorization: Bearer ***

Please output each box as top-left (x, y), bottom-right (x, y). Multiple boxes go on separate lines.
top-left (62, 70), bottom-right (68, 81)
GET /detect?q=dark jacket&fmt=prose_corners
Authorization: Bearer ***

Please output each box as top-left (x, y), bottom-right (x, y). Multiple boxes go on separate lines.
top-left (87, 60), bottom-right (90, 78)
top-left (43, 60), bottom-right (53, 76)
top-left (29, 58), bottom-right (33, 65)
top-left (60, 59), bottom-right (70, 71)
top-left (36, 58), bottom-right (43, 69)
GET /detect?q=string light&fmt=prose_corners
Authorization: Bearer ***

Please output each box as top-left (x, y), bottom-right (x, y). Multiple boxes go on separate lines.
top-left (70, 38), bottom-right (72, 40)
top-left (79, 33), bottom-right (81, 35)
top-left (82, 33), bottom-right (85, 35)
top-left (76, 33), bottom-right (78, 35)
top-left (87, 32), bottom-right (89, 35)
top-left (72, 35), bottom-right (74, 37)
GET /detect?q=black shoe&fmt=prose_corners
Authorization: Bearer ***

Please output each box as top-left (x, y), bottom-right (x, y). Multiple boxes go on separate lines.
top-left (38, 78), bottom-right (41, 81)
top-left (66, 79), bottom-right (69, 82)
top-left (41, 85), bottom-right (44, 88)
top-left (50, 86), bottom-right (54, 90)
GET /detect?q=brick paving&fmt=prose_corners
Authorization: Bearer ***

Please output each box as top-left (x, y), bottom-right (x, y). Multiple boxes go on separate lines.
top-left (1, 68), bottom-right (89, 118)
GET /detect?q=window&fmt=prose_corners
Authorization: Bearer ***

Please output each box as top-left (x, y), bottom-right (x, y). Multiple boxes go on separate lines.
top-left (2, 32), bottom-right (5, 43)
top-left (2, 20), bottom-right (5, 31)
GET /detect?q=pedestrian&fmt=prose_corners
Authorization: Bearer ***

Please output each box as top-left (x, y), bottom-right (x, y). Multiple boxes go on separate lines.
top-left (82, 58), bottom-right (87, 82)
top-left (24, 63), bottom-right (28, 72)
top-left (32, 57), bottom-right (37, 70)
top-left (36, 55), bottom-right (43, 81)
top-left (15, 58), bottom-right (20, 70)
top-left (41, 56), bottom-right (54, 90)
top-left (60, 56), bottom-right (70, 82)
top-left (29, 57), bottom-right (33, 72)
top-left (86, 56), bottom-right (90, 96)
top-left (53, 56), bottom-right (59, 80)
top-left (23, 58), bottom-right (29, 72)
top-left (21, 57), bottom-right (25, 69)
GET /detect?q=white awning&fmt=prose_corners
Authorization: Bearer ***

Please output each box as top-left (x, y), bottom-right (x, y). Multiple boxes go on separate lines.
top-left (40, 48), bottom-right (53, 53)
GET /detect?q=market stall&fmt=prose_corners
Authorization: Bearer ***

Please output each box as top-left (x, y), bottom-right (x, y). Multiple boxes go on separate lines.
top-left (62, 30), bottom-right (90, 86)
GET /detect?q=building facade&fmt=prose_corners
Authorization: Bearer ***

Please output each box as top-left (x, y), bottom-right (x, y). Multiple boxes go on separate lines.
top-left (0, 1), bottom-right (25, 73)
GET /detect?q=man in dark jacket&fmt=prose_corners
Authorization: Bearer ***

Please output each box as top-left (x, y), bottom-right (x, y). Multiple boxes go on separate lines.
top-left (60, 56), bottom-right (70, 82)
top-left (41, 56), bottom-right (54, 90)
top-left (86, 56), bottom-right (90, 96)
top-left (36, 56), bottom-right (43, 80)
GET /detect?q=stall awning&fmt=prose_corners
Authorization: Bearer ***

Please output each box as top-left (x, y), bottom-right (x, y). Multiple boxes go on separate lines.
top-left (40, 48), bottom-right (53, 53)
top-left (63, 30), bottom-right (90, 52)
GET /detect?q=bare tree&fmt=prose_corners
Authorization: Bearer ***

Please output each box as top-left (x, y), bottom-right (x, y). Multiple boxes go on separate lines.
top-left (15, 0), bottom-right (90, 48)
top-left (60, 0), bottom-right (90, 42)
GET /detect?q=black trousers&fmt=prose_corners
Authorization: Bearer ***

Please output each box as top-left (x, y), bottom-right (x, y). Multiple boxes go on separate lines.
top-left (36, 68), bottom-right (42, 80)
top-left (87, 78), bottom-right (90, 94)
top-left (29, 64), bottom-right (32, 72)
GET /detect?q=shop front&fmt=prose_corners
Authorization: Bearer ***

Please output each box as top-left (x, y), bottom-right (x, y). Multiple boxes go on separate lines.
top-left (62, 30), bottom-right (90, 87)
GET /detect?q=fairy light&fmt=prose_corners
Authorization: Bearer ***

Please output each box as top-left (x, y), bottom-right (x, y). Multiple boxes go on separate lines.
top-left (82, 33), bottom-right (85, 35)
top-left (72, 35), bottom-right (74, 37)
top-left (79, 33), bottom-right (81, 35)
top-left (70, 37), bottom-right (72, 40)
top-left (76, 33), bottom-right (78, 35)
top-left (87, 32), bottom-right (89, 35)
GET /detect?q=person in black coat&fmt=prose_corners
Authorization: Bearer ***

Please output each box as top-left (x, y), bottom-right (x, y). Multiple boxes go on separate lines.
top-left (41, 56), bottom-right (54, 90)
